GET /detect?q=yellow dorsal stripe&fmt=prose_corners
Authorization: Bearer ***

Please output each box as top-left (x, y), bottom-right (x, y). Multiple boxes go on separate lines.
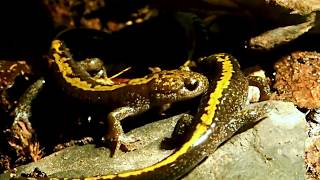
top-left (200, 54), bottom-right (233, 125)
top-left (51, 40), bottom-right (154, 91)
top-left (91, 54), bottom-right (234, 179)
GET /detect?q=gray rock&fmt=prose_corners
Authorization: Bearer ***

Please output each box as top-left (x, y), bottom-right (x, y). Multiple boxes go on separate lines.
top-left (1, 101), bottom-right (306, 180)
top-left (184, 101), bottom-right (306, 180)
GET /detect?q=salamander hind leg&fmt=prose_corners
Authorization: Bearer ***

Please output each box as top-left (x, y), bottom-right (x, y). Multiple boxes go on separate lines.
top-left (78, 57), bottom-right (108, 79)
top-left (247, 75), bottom-right (271, 101)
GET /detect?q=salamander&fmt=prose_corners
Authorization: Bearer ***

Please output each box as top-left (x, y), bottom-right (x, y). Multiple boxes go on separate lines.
top-left (16, 52), bottom-right (269, 180)
top-left (48, 39), bottom-right (209, 153)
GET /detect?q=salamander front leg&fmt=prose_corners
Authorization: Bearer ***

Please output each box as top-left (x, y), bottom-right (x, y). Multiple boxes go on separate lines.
top-left (104, 106), bottom-right (144, 156)
top-left (162, 114), bottom-right (194, 149)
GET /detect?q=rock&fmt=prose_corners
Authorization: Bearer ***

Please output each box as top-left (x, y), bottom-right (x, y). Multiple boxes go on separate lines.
top-left (305, 109), bottom-right (320, 179)
top-left (305, 136), bottom-right (320, 179)
top-left (184, 101), bottom-right (306, 180)
top-left (272, 51), bottom-right (320, 109)
top-left (1, 101), bottom-right (306, 179)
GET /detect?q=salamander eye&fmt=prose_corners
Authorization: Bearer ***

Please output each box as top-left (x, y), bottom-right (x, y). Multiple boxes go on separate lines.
top-left (184, 78), bottom-right (199, 91)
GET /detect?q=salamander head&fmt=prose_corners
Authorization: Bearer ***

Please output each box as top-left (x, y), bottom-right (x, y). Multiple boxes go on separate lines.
top-left (150, 70), bottom-right (208, 104)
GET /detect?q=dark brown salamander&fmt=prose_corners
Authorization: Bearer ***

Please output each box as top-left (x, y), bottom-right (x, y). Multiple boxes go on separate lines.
top-left (48, 40), bottom-right (209, 154)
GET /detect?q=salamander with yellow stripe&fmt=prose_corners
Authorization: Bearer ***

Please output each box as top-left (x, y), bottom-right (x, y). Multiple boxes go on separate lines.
top-left (17, 43), bottom-right (269, 179)
top-left (47, 39), bottom-right (209, 155)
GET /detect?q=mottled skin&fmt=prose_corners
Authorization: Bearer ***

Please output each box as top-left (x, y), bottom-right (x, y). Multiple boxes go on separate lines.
top-left (49, 40), bottom-right (209, 154)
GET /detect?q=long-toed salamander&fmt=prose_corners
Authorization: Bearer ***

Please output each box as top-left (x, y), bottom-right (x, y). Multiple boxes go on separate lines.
top-left (48, 39), bottom-right (209, 154)
top-left (16, 52), bottom-right (269, 180)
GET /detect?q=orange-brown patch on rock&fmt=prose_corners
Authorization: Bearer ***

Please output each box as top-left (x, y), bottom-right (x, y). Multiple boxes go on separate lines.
top-left (272, 51), bottom-right (320, 109)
